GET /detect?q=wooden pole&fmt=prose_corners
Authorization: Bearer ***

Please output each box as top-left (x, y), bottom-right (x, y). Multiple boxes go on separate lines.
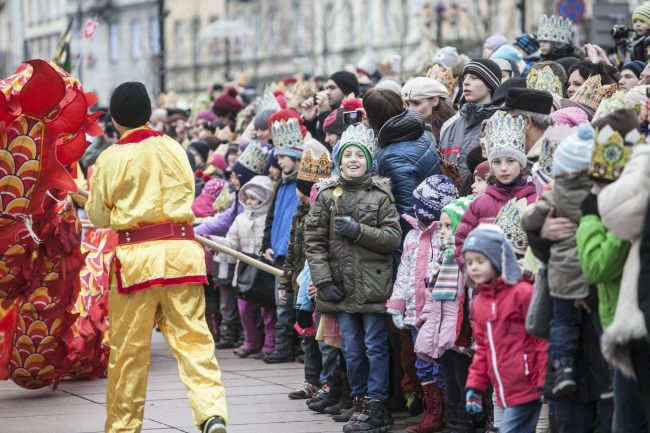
top-left (76, 188), bottom-right (283, 277)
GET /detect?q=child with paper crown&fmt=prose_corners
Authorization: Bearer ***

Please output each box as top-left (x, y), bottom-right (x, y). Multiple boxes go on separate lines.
top-left (304, 124), bottom-right (401, 433)
top-left (385, 175), bottom-right (459, 433)
top-left (462, 225), bottom-right (547, 433)
top-left (413, 196), bottom-right (474, 433)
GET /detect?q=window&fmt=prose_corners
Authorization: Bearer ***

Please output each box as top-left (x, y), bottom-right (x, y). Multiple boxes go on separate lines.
top-left (130, 19), bottom-right (142, 59)
top-left (150, 17), bottom-right (160, 54)
top-left (192, 18), bottom-right (201, 62)
top-left (174, 20), bottom-right (185, 64)
top-left (109, 22), bottom-right (119, 62)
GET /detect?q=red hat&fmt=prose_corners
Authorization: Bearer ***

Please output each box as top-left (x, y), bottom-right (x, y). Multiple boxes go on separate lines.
top-left (267, 108), bottom-right (307, 137)
top-left (212, 87), bottom-right (243, 115)
top-left (273, 90), bottom-right (288, 109)
top-left (474, 161), bottom-right (490, 180)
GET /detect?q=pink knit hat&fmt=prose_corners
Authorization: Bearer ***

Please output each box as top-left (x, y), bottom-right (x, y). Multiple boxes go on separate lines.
top-left (550, 107), bottom-right (589, 127)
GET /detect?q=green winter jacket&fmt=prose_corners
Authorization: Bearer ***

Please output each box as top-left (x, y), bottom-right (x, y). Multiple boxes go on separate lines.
top-left (576, 214), bottom-right (631, 329)
top-left (304, 175), bottom-right (402, 314)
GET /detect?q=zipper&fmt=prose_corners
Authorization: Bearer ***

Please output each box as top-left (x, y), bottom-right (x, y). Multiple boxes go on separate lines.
top-left (486, 320), bottom-right (507, 408)
top-left (524, 353), bottom-right (530, 376)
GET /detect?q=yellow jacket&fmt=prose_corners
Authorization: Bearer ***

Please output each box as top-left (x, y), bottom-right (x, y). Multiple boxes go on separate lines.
top-left (87, 127), bottom-right (207, 293)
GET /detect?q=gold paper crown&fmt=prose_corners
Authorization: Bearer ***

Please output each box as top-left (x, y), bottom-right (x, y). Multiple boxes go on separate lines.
top-left (290, 79), bottom-right (316, 103)
top-left (298, 139), bottom-right (333, 183)
top-left (427, 65), bottom-right (457, 99)
top-left (593, 91), bottom-right (642, 122)
top-left (538, 125), bottom-right (576, 178)
top-left (537, 15), bottom-right (573, 44)
top-left (571, 75), bottom-right (618, 111)
top-left (527, 66), bottom-right (563, 97)
top-left (485, 111), bottom-right (526, 159)
top-left (589, 125), bottom-right (645, 183)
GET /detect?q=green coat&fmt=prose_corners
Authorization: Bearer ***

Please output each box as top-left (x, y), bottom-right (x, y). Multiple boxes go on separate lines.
top-left (576, 214), bottom-right (630, 329)
top-left (304, 175), bottom-right (402, 314)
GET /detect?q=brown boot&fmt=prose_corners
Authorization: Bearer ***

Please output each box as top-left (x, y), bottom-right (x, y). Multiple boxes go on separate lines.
top-left (206, 313), bottom-right (220, 342)
top-left (406, 382), bottom-right (446, 433)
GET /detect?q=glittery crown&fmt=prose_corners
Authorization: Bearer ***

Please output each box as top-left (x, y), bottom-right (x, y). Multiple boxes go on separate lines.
top-left (526, 66), bottom-right (563, 97)
top-left (271, 117), bottom-right (303, 152)
top-left (589, 125), bottom-right (646, 183)
top-left (298, 139), bottom-right (333, 183)
top-left (253, 95), bottom-right (281, 114)
top-left (290, 80), bottom-right (316, 102)
top-left (571, 75), bottom-right (618, 111)
top-left (216, 124), bottom-right (235, 142)
top-left (537, 15), bottom-right (573, 44)
top-left (339, 124), bottom-right (377, 158)
top-left (593, 91), bottom-right (642, 122)
top-left (426, 65), bottom-right (457, 99)
top-left (538, 125), bottom-right (576, 178)
top-left (238, 140), bottom-right (270, 174)
top-left (485, 111), bottom-right (526, 158)
top-left (495, 198), bottom-right (529, 256)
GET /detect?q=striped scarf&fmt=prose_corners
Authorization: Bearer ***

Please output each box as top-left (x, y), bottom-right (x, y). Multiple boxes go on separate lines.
top-left (432, 237), bottom-right (459, 301)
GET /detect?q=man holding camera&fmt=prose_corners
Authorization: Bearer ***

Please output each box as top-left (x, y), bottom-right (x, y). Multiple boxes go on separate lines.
top-left (612, 2), bottom-right (650, 65)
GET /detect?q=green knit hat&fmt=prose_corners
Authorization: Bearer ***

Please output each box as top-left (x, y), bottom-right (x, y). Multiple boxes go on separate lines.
top-left (634, 1), bottom-right (650, 25)
top-left (441, 196), bottom-right (473, 235)
top-left (337, 124), bottom-right (376, 173)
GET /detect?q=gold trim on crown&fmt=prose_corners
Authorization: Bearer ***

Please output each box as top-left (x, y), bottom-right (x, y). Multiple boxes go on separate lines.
top-left (298, 150), bottom-right (334, 183)
top-left (571, 75), bottom-right (618, 111)
top-left (427, 65), bottom-right (457, 99)
top-left (527, 66), bottom-right (563, 97)
top-left (589, 125), bottom-right (646, 182)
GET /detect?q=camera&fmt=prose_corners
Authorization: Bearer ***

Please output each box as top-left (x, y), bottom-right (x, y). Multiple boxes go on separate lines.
top-left (343, 110), bottom-right (361, 125)
top-left (611, 24), bottom-right (632, 40)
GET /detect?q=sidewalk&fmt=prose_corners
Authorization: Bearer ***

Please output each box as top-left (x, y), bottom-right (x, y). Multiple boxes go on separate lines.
top-left (0, 332), bottom-right (413, 433)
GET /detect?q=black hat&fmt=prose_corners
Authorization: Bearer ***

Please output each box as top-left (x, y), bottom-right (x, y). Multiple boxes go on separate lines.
top-left (329, 71), bottom-right (360, 97)
top-left (296, 179), bottom-right (315, 197)
top-left (109, 82), bottom-right (152, 128)
top-left (491, 77), bottom-right (526, 106)
top-left (462, 59), bottom-right (502, 95)
top-left (501, 88), bottom-right (553, 115)
top-left (189, 141), bottom-right (210, 164)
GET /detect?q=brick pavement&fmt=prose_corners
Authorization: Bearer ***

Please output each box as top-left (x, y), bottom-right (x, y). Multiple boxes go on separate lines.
top-left (0, 332), bottom-right (414, 433)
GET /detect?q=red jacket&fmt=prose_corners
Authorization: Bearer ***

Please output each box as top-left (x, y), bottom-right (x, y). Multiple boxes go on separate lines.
top-left (455, 182), bottom-right (537, 268)
top-left (466, 277), bottom-right (547, 408)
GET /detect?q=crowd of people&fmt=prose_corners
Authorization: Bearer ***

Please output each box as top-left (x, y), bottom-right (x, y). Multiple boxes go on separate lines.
top-left (81, 4), bottom-right (650, 433)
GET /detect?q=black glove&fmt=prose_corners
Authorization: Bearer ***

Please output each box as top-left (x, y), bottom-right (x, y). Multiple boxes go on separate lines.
top-left (581, 193), bottom-right (599, 217)
top-left (334, 215), bottom-right (360, 239)
top-left (296, 310), bottom-right (314, 328)
top-left (318, 282), bottom-right (345, 302)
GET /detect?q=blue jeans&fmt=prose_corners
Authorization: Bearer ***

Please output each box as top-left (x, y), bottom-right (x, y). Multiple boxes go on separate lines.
top-left (613, 368), bottom-right (648, 433)
top-left (337, 312), bottom-right (390, 401)
top-left (552, 398), bottom-right (597, 433)
top-left (319, 341), bottom-right (339, 386)
top-left (409, 326), bottom-right (445, 388)
top-left (501, 400), bottom-right (541, 433)
top-left (549, 298), bottom-right (582, 358)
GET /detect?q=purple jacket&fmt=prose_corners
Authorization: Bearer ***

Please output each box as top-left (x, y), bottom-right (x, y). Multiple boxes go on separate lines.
top-left (455, 182), bottom-right (537, 269)
top-left (195, 200), bottom-right (243, 237)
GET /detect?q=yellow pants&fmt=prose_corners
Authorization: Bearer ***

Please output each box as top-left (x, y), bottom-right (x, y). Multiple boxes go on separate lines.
top-left (105, 276), bottom-right (228, 433)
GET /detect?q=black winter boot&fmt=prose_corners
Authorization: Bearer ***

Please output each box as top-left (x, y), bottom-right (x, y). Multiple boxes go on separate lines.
top-left (308, 383), bottom-right (341, 413)
top-left (451, 403), bottom-right (477, 433)
top-left (440, 402), bottom-right (457, 433)
top-left (325, 375), bottom-right (353, 415)
top-left (552, 357), bottom-right (577, 397)
top-left (344, 398), bottom-right (393, 433)
top-left (342, 396), bottom-right (365, 430)
top-left (215, 324), bottom-right (239, 349)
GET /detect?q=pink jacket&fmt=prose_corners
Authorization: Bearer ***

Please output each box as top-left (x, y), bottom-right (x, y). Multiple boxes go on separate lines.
top-left (386, 215), bottom-right (440, 326)
top-left (466, 277), bottom-right (547, 408)
top-left (414, 272), bottom-right (466, 361)
top-left (455, 182), bottom-right (537, 268)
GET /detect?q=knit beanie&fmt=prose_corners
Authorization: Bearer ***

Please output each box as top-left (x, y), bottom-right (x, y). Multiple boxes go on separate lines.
top-left (244, 184), bottom-right (268, 203)
top-left (189, 141), bottom-right (210, 164)
top-left (463, 59), bottom-right (502, 95)
top-left (514, 34), bottom-right (540, 55)
top-left (485, 33), bottom-right (509, 51)
top-left (375, 78), bottom-right (403, 95)
top-left (441, 196), bottom-right (473, 235)
top-left (401, 77), bottom-right (449, 100)
top-left (634, 1), bottom-right (650, 26)
top-left (268, 148), bottom-right (281, 170)
top-left (491, 45), bottom-right (526, 74)
top-left (434, 46), bottom-right (460, 69)
top-left (212, 87), bottom-right (243, 114)
top-left (552, 123), bottom-right (594, 177)
top-left (412, 175), bottom-right (458, 225)
top-left (622, 61), bottom-right (647, 79)
top-left (550, 107), bottom-right (589, 127)
top-left (196, 110), bottom-right (217, 122)
top-left (296, 179), bottom-right (315, 197)
top-left (462, 224), bottom-right (522, 285)
top-left (474, 161), bottom-right (490, 181)
top-left (329, 71), bottom-right (360, 97)
top-left (323, 109), bottom-right (346, 136)
top-left (109, 82), bottom-right (151, 128)
top-left (253, 108), bottom-right (277, 130)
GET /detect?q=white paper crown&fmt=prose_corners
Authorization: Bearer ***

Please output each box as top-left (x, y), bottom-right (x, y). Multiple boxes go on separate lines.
top-left (339, 124), bottom-right (377, 157)
top-left (485, 111), bottom-right (526, 158)
top-left (495, 198), bottom-right (529, 256)
top-left (538, 15), bottom-right (573, 44)
top-left (253, 95), bottom-right (281, 114)
top-left (271, 117), bottom-right (303, 151)
top-left (238, 140), bottom-right (270, 174)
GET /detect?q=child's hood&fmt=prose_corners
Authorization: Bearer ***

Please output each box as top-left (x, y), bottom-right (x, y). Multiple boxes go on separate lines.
top-left (238, 175), bottom-right (276, 214)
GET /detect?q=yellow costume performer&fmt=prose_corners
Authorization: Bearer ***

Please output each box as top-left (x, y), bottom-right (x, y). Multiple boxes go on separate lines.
top-left (86, 82), bottom-right (228, 433)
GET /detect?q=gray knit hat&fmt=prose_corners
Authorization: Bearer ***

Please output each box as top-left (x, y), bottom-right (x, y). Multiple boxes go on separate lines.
top-left (462, 224), bottom-right (522, 285)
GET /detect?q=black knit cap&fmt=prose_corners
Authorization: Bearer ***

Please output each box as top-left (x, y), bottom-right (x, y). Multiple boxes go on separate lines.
top-left (296, 179), bottom-right (315, 197)
top-left (500, 88), bottom-right (554, 115)
top-left (109, 82), bottom-right (152, 128)
top-left (329, 71), bottom-right (360, 97)
top-left (463, 59), bottom-right (502, 95)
